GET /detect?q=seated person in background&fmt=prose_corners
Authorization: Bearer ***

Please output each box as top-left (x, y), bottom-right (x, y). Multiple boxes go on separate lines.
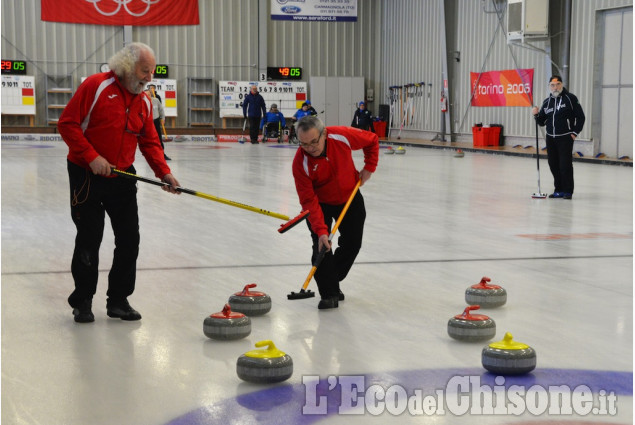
top-left (292, 102), bottom-right (313, 122)
top-left (260, 103), bottom-right (286, 135)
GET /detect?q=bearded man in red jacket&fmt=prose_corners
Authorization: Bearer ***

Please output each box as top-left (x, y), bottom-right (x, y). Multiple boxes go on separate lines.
top-left (292, 116), bottom-right (379, 309)
top-left (58, 42), bottom-right (180, 323)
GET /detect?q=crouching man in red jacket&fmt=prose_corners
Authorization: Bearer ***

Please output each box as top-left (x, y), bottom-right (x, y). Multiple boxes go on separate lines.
top-left (292, 116), bottom-right (379, 309)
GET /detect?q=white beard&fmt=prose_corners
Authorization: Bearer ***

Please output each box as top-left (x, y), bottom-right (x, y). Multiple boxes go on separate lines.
top-left (551, 90), bottom-right (562, 98)
top-left (124, 74), bottom-right (145, 94)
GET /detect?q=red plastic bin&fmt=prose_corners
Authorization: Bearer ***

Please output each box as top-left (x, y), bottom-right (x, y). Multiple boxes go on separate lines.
top-left (472, 126), bottom-right (501, 147)
top-left (373, 121), bottom-right (387, 138)
top-left (487, 126), bottom-right (501, 146)
top-left (472, 126), bottom-right (487, 146)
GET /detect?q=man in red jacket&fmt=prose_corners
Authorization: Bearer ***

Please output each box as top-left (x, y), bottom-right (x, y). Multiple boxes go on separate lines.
top-left (58, 42), bottom-right (180, 323)
top-left (292, 116), bottom-right (379, 309)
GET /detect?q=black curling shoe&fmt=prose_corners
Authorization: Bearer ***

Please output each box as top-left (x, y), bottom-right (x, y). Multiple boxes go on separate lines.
top-left (318, 296), bottom-right (339, 310)
top-left (107, 299), bottom-right (142, 321)
top-left (73, 299), bottom-right (95, 323)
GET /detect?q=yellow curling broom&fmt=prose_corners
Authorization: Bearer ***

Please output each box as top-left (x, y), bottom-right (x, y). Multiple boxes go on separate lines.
top-left (111, 169), bottom-right (308, 233)
top-left (288, 180), bottom-right (361, 300)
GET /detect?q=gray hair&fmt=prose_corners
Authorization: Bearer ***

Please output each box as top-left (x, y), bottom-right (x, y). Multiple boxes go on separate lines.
top-left (108, 42), bottom-right (155, 77)
top-left (295, 115), bottom-right (324, 135)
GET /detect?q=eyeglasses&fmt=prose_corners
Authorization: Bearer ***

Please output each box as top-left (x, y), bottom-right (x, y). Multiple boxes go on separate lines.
top-left (299, 129), bottom-right (323, 149)
top-left (549, 82), bottom-right (562, 88)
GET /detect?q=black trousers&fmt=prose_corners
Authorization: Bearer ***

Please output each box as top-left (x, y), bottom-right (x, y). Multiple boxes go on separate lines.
top-left (546, 134), bottom-right (575, 194)
top-left (153, 118), bottom-right (165, 151)
top-left (308, 191), bottom-right (366, 299)
top-left (248, 116), bottom-right (261, 142)
top-left (67, 161), bottom-right (140, 308)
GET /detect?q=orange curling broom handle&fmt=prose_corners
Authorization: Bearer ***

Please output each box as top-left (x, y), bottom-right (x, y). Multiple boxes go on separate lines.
top-left (298, 180), bottom-right (362, 292)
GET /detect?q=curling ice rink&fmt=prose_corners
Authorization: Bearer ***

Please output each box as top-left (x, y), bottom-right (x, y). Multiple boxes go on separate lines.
top-left (1, 140), bottom-right (632, 424)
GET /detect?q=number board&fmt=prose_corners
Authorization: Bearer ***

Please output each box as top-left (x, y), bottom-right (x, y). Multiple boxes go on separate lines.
top-left (153, 65), bottom-right (169, 79)
top-left (267, 67), bottom-right (302, 80)
top-left (1, 75), bottom-right (36, 115)
top-left (147, 79), bottom-right (177, 117)
top-left (218, 81), bottom-right (307, 118)
top-left (1, 59), bottom-right (27, 75)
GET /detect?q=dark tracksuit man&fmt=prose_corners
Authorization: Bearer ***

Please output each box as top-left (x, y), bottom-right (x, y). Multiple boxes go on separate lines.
top-left (351, 101), bottom-right (375, 132)
top-left (532, 75), bottom-right (585, 199)
top-left (243, 85), bottom-right (267, 144)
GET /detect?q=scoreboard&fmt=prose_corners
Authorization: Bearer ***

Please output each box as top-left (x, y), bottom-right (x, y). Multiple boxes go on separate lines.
top-left (147, 78), bottom-right (177, 118)
top-left (1, 75), bottom-right (36, 115)
top-left (219, 81), bottom-right (307, 118)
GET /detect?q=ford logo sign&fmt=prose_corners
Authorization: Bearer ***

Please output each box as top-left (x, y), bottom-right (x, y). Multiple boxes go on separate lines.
top-left (281, 6), bottom-right (301, 14)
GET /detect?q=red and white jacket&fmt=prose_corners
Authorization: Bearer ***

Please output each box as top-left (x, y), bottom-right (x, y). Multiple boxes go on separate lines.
top-left (292, 126), bottom-right (379, 237)
top-left (58, 71), bottom-right (170, 179)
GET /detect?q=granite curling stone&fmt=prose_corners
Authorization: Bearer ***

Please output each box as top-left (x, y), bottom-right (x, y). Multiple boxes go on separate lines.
top-left (465, 276), bottom-right (507, 308)
top-left (482, 332), bottom-right (536, 375)
top-left (384, 146), bottom-right (395, 155)
top-left (229, 283), bottom-right (272, 316)
top-left (395, 146), bottom-right (406, 154)
top-left (447, 305), bottom-right (496, 342)
top-left (236, 340), bottom-right (293, 383)
top-left (203, 303), bottom-right (251, 340)
top-left (454, 149), bottom-right (465, 158)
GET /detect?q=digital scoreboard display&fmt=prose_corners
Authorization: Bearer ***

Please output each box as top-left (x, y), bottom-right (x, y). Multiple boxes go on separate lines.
top-left (154, 64), bottom-right (169, 78)
top-left (1, 60), bottom-right (27, 75)
top-left (267, 67), bottom-right (302, 80)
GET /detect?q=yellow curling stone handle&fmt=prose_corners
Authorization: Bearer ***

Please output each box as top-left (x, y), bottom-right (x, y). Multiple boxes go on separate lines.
top-left (487, 332), bottom-right (529, 350)
top-left (244, 340), bottom-right (287, 358)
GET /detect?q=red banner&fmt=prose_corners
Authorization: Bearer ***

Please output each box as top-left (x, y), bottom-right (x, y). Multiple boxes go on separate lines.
top-left (41, 0), bottom-right (199, 26)
top-left (470, 69), bottom-right (534, 107)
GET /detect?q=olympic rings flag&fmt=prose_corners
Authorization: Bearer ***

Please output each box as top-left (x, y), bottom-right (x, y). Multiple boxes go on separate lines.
top-left (470, 69), bottom-right (534, 107)
top-left (41, 0), bottom-right (199, 26)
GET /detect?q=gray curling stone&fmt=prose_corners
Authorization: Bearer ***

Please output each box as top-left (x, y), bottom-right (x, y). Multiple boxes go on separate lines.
top-left (395, 146), bottom-right (406, 154)
top-left (203, 303), bottom-right (251, 340)
top-left (228, 283), bottom-right (272, 316)
top-left (482, 332), bottom-right (536, 375)
top-left (447, 305), bottom-right (496, 342)
top-left (384, 147), bottom-right (395, 155)
top-left (236, 340), bottom-right (293, 383)
top-left (465, 276), bottom-right (507, 308)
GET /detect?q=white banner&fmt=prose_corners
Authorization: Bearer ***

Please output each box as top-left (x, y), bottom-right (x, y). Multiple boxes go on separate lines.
top-left (270, 0), bottom-right (357, 22)
top-left (1, 76), bottom-right (36, 115)
top-left (219, 81), bottom-right (307, 118)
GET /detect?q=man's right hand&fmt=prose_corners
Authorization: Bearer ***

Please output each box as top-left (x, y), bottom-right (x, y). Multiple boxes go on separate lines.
top-left (89, 155), bottom-right (115, 176)
top-left (318, 234), bottom-right (331, 252)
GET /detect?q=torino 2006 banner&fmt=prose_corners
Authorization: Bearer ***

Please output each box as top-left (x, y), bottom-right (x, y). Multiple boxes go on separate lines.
top-left (470, 69), bottom-right (534, 107)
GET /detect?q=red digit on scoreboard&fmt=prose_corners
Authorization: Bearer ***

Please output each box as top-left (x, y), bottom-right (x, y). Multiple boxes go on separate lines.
top-left (1, 60), bottom-right (10, 70)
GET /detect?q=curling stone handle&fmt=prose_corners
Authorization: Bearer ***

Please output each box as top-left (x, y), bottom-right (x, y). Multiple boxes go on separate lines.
top-left (255, 340), bottom-right (274, 349)
top-left (241, 283), bottom-right (258, 295)
top-left (464, 305), bottom-right (481, 316)
top-left (478, 277), bottom-right (491, 286)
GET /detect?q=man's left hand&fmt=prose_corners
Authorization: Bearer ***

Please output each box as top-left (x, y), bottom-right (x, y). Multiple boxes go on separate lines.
top-left (162, 173), bottom-right (181, 194)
